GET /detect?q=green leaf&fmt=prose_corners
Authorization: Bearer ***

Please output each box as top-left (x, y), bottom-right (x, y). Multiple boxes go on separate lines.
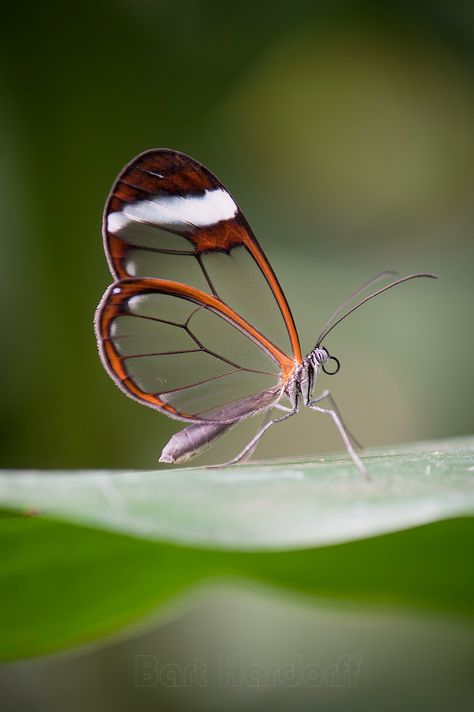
top-left (0, 437), bottom-right (473, 550)
top-left (1, 515), bottom-right (473, 661)
top-left (0, 436), bottom-right (473, 661)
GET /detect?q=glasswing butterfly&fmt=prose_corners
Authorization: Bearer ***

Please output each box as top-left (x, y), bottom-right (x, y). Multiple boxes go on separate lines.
top-left (95, 149), bottom-right (436, 477)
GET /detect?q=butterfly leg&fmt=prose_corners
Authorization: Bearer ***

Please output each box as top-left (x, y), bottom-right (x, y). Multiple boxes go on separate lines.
top-left (307, 401), bottom-right (370, 481)
top-left (235, 406), bottom-right (285, 464)
top-left (214, 402), bottom-right (299, 467)
top-left (273, 402), bottom-right (294, 413)
top-left (310, 390), bottom-right (364, 450)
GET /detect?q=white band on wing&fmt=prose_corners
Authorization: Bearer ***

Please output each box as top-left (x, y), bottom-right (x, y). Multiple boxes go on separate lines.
top-left (108, 188), bottom-right (238, 233)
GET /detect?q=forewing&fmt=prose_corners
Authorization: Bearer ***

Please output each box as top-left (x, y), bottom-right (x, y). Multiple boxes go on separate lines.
top-left (103, 149), bottom-right (302, 363)
top-left (95, 278), bottom-right (291, 423)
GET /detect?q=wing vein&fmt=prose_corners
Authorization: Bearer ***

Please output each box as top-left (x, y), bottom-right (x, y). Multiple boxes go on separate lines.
top-left (122, 349), bottom-right (201, 360)
top-left (154, 369), bottom-right (240, 396)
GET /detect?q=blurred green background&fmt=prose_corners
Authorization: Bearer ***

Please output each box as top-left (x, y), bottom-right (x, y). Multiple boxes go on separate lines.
top-left (1, 2), bottom-right (473, 711)
top-left (1, 0), bottom-right (473, 470)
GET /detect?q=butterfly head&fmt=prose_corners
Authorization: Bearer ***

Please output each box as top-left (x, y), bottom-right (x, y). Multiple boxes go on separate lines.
top-left (309, 347), bottom-right (341, 376)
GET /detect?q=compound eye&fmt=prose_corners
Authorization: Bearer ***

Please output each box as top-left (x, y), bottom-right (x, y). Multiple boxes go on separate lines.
top-left (313, 347), bottom-right (329, 365)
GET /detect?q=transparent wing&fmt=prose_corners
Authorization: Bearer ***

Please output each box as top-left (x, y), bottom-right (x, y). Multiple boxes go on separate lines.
top-left (103, 149), bottom-right (302, 363)
top-left (95, 279), bottom-right (293, 422)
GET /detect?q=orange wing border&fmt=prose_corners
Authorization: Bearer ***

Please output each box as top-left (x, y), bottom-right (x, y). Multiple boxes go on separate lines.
top-left (95, 277), bottom-right (297, 423)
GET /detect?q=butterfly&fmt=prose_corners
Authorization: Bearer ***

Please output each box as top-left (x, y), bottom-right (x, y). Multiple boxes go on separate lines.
top-left (94, 149), bottom-right (436, 477)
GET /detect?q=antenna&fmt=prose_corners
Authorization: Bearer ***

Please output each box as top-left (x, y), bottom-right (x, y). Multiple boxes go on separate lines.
top-left (315, 273), bottom-right (438, 347)
top-left (317, 270), bottom-right (398, 344)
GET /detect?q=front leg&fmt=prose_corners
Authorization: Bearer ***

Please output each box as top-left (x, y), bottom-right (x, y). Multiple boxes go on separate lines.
top-left (307, 395), bottom-right (370, 480)
top-left (309, 389), bottom-right (363, 450)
